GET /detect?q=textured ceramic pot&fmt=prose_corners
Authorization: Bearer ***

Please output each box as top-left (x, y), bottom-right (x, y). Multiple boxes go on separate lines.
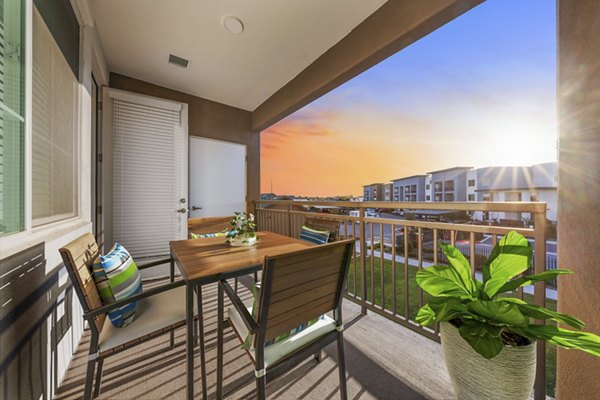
top-left (440, 322), bottom-right (536, 400)
top-left (228, 235), bottom-right (257, 247)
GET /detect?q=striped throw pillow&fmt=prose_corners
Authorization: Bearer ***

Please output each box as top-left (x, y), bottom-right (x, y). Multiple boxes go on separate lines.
top-left (92, 243), bottom-right (142, 328)
top-left (300, 225), bottom-right (330, 245)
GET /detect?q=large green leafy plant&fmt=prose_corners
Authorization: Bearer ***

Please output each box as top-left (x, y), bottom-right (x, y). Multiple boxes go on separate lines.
top-left (415, 231), bottom-right (600, 359)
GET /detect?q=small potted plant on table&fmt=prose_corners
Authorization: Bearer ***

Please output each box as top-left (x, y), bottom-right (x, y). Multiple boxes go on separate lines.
top-left (415, 231), bottom-right (600, 400)
top-left (226, 212), bottom-right (257, 247)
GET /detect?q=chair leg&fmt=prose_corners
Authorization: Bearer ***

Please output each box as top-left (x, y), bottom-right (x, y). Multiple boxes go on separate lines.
top-left (234, 277), bottom-right (239, 293)
top-left (197, 286), bottom-right (208, 400)
top-left (256, 376), bottom-right (267, 400)
top-left (216, 283), bottom-right (224, 399)
top-left (337, 334), bottom-right (348, 400)
top-left (93, 359), bottom-right (104, 398)
top-left (170, 329), bottom-right (175, 349)
top-left (314, 350), bottom-right (322, 362)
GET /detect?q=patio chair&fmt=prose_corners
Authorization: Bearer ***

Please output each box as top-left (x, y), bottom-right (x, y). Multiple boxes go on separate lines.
top-left (216, 239), bottom-right (355, 400)
top-left (304, 216), bottom-right (341, 242)
top-left (59, 232), bottom-right (197, 400)
top-left (188, 216), bottom-right (232, 237)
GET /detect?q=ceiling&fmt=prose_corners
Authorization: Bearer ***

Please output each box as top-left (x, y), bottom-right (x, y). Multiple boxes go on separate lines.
top-left (90, 0), bottom-right (387, 111)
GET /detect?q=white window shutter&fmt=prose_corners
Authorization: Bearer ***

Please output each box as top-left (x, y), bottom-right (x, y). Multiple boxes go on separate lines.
top-left (112, 98), bottom-right (184, 259)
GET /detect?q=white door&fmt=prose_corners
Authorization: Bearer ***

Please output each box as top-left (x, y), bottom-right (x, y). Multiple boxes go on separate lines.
top-left (189, 137), bottom-right (246, 218)
top-left (107, 89), bottom-right (188, 268)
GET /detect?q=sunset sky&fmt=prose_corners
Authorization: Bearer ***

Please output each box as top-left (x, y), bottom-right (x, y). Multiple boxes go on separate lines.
top-left (260, 0), bottom-right (557, 197)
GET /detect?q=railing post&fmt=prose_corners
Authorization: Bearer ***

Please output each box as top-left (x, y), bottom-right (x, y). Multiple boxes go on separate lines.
top-left (287, 204), bottom-right (292, 237)
top-left (533, 207), bottom-right (547, 400)
top-left (359, 206), bottom-right (367, 315)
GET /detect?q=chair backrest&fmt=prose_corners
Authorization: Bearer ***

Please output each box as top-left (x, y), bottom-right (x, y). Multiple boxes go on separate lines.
top-left (256, 239), bottom-right (354, 343)
top-left (59, 232), bottom-right (105, 332)
top-left (188, 216), bottom-right (232, 236)
top-left (304, 217), bottom-right (341, 242)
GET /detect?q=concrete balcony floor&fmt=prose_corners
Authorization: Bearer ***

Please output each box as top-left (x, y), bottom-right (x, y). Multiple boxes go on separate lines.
top-left (55, 280), bottom-right (453, 399)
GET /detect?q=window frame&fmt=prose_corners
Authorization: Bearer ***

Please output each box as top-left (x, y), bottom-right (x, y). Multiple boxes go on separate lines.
top-left (0, 0), bottom-right (86, 252)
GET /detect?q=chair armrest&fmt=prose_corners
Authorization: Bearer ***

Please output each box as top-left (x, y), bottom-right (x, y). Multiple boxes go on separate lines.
top-left (220, 280), bottom-right (259, 333)
top-left (137, 257), bottom-right (173, 270)
top-left (85, 280), bottom-right (186, 319)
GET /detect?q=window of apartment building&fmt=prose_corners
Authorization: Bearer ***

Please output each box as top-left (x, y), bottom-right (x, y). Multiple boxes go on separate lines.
top-left (468, 194), bottom-right (475, 201)
top-left (434, 181), bottom-right (442, 192)
top-left (468, 179), bottom-right (475, 187)
top-left (31, 5), bottom-right (79, 226)
top-left (426, 195), bottom-right (431, 201)
top-left (444, 193), bottom-right (454, 201)
top-left (482, 193), bottom-right (493, 201)
top-left (0, 0), bottom-right (25, 236)
top-left (426, 184), bottom-right (430, 190)
top-left (444, 180), bottom-right (454, 191)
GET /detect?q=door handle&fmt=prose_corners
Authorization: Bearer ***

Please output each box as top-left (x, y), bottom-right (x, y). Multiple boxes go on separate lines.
top-left (191, 206), bottom-right (202, 211)
top-left (176, 208), bottom-right (189, 213)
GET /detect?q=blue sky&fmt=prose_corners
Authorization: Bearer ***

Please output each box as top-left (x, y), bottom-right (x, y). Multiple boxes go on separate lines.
top-left (262, 0), bottom-right (557, 196)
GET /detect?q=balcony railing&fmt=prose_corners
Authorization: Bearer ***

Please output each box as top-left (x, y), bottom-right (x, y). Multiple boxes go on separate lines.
top-left (254, 199), bottom-right (549, 399)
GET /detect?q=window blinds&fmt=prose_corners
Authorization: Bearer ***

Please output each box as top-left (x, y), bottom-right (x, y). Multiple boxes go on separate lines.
top-left (112, 98), bottom-right (183, 259)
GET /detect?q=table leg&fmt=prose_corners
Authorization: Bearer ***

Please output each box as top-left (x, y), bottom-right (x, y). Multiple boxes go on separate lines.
top-left (197, 286), bottom-right (208, 400)
top-left (186, 284), bottom-right (194, 400)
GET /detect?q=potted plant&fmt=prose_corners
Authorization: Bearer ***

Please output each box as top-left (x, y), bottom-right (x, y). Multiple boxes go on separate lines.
top-left (226, 212), bottom-right (257, 246)
top-left (415, 231), bottom-right (600, 400)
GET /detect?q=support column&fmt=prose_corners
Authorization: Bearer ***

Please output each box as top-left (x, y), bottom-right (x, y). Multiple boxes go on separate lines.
top-left (557, 1), bottom-right (600, 398)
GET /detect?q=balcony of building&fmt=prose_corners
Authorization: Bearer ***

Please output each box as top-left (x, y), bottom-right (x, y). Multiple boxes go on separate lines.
top-left (1, 1), bottom-right (599, 400)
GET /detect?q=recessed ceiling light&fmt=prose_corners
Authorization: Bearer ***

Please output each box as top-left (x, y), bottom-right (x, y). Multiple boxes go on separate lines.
top-left (222, 16), bottom-right (244, 34)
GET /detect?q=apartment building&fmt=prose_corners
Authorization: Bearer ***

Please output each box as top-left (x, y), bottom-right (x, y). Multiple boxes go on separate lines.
top-left (383, 183), bottom-right (393, 201)
top-left (426, 167), bottom-right (472, 202)
top-left (467, 162), bottom-right (558, 223)
top-left (363, 183), bottom-right (385, 201)
top-left (391, 175), bottom-right (428, 202)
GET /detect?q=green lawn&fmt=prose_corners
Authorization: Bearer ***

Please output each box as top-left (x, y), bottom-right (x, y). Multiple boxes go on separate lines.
top-left (346, 254), bottom-right (557, 397)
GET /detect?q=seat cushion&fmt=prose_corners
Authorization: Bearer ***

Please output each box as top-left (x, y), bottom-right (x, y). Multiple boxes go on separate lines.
top-left (99, 285), bottom-right (192, 352)
top-left (190, 229), bottom-right (229, 239)
top-left (228, 305), bottom-right (336, 368)
top-left (300, 225), bottom-right (330, 245)
top-left (93, 243), bottom-right (142, 327)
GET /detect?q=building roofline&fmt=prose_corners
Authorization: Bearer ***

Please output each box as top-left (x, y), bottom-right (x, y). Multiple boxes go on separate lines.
top-left (391, 174), bottom-right (429, 182)
top-left (362, 183), bottom-right (385, 187)
top-left (427, 166), bottom-right (473, 174)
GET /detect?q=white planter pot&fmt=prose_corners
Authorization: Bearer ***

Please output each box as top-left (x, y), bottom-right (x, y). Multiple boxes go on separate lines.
top-left (228, 234), bottom-right (257, 247)
top-left (440, 322), bottom-right (536, 400)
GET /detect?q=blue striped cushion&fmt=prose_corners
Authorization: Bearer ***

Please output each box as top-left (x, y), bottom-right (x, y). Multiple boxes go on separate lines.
top-left (92, 243), bottom-right (142, 328)
top-left (300, 225), bottom-right (330, 245)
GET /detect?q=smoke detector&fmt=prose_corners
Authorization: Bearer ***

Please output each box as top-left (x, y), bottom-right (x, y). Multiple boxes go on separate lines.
top-left (222, 16), bottom-right (244, 34)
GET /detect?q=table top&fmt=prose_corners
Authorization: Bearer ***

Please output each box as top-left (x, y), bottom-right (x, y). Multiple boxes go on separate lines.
top-left (170, 231), bottom-right (314, 282)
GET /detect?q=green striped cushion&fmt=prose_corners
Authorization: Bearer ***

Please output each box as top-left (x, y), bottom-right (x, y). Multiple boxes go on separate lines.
top-left (300, 225), bottom-right (330, 245)
top-left (92, 243), bottom-right (142, 328)
top-left (190, 229), bottom-right (229, 239)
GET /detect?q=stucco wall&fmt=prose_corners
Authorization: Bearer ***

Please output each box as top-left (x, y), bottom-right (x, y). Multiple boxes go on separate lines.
top-left (557, 0), bottom-right (600, 398)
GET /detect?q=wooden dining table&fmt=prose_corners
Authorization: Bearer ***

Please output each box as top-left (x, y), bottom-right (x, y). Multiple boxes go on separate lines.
top-left (169, 231), bottom-right (314, 400)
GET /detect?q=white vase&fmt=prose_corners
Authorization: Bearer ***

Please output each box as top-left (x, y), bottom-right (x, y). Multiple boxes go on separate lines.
top-left (228, 234), bottom-right (257, 247)
top-left (440, 322), bottom-right (536, 400)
